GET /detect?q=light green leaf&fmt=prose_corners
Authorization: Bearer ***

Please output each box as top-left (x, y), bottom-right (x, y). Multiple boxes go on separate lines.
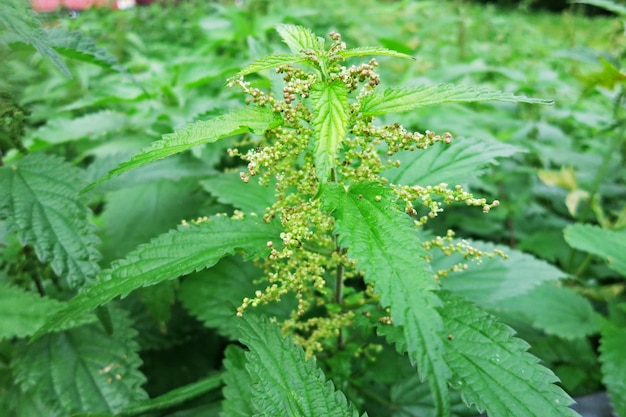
top-left (234, 54), bottom-right (308, 78)
top-left (120, 373), bottom-right (222, 416)
top-left (339, 46), bottom-right (415, 60)
top-left (28, 110), bottom-right (129, 145)
top-left (33, 216), bottom-right (280, 339)
top-left (200, 172), bottom-right (276, 215)
top-left (360, 84), bottom-right (553, 116)
top-left (321, 182), bottom-right (450, 416)
top-left (0, 0), bottom-right (70, 77)
top-left (599, 321), bottom-right (626, 416)
top-left (84, 106), bottom-right (283, 192)
top-left (440, 292), bottom-right (580, 417)
top-left (221, 346), bottom-right (256, 417)
top-left (275, 24), bottom-right (324, 54)
top-left (564, 224), bottom-right (626, 276)
top-left (0, 154), bottom-right (101, 288)
top-left (45, 28), bottom-right (130, 77)
top-left (0, 284), bottom-right (63, 340)
top-left (237, 315), bottom-right (363, 417)
top-left (384, 136), bottom-right (524, 186)
top-left (496, 283), bottom-right (602, 339)
top-left (434, 240), bottom-right (565, 305)
top-left (13, 309), bottom-right (147, 415)
top-left (180, 256), bottom-right (294, 339)
top-left (311, 81), bottom-right (349, 182)
top-left (571, 0), bottom-right (626, 16)
top-left (100, 179), bottom-right (206, 262)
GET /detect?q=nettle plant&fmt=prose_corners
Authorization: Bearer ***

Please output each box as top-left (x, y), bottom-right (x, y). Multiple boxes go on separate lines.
top-left (2, 23), bottom-right (588, 416)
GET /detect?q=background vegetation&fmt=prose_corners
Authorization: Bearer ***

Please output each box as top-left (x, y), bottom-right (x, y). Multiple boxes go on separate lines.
top-left (1, 0), bottom-right (625, 416)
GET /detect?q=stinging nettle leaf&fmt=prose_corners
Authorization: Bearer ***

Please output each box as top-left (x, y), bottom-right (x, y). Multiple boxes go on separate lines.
top-left (311, 81), bottom-right (350, 182)
top-left (84, 106), bottom-right (283, 192)
top-left (360, 84), bottom-right (553, 116)
top-left (0, 284), bottom-right (63, 340)
top-left (440, 291), bottom-right (580, 417)
top-left (13, 309), bottom-right (147, 416)
top-left (221, 346), bottom-right (256, 417)
top-left (234, 54), bottom-right (308, 78)
top-left (564, 224), bottom-right (626, 276)
top-left (236, 315), bottom-right (364, 417)
top-left (599, 321), bottom-right (626, 417)
top-left (0, 154), bottom-right (101, 288)
top-left (339, 46), bottom-right (415, 60)
top-left (383, 136), bottom-right (524, 186)
top-left (0, 0), bottom-right (70, 77)
top-left (434, 239), bottom-right (565, 305)
top-left (200, 172), bottom-right (276, 215)
top-left (33, 216), bottom-right (280, 339)
top-left (321, 182), bottom-right (450, 417)
top-left (275, 24), bottom-right (324, 54)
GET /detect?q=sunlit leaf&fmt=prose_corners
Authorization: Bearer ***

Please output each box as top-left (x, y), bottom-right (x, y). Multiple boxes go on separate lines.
top-left (564, 224), bottom-right (626, 276)
top-left (276, 24), bottom-right (324, 54)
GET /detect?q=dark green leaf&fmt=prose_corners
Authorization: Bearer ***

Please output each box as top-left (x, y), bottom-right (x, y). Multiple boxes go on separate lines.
top-left (0, 154), bottom-right (101, 288)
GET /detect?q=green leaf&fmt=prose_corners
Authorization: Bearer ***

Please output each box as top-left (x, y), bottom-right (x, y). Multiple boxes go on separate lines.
top-left (99, 179), bottom-right (206, 262)
top-left (275, 24), bottom-right (324, 54)
top-left (599, 322), bottom-right (626, 416)
top-left (0, 0), bottom-right (70, 77)
top-left (571, 0), bottom-right (626, 16)
top-left (311, 81), bottom-right (349, 182)
top-left (434, 240), bottom-right (565, 305)
top-left (339, 46), bottom-right (415, 60)
top-left (440, 292), bottom-right (579, 417)
top-left (84, 106), bottom-right (283, 192)
top-left (383, 136), bottom-right (524, 186)
top-left (221, 346), bottom-right (256, 417)
top-left (120, 373), bottom-right (223, 416)
top-left (33, 215), bottom-right (280, 339)
top-left (496, 282), bottom-right (602, 339)
top-left (28, 110), bottom-right (129, 145)
top-left (0, 284), bottom-right (61, 340)
top-left (200, 172), bottom-right (276, 215)
top-left (0, 154), bottom-right (101, 288)
top-left (360, 84), bottom-right (553, 116)
top-left (321, 182), bottom-right (450, 416)
top-left (236, 315), bottom-right (363, 417)
top-left (13, 309), bottom-right (147, 415)
top-left (180, 256), bottom-right (294, 339)
top-left (234, 54), bottom-right (308, 78)
top-left (45, 28), bottom-right (130, 77)
top-left (564, 224), bottom-right (626, 276)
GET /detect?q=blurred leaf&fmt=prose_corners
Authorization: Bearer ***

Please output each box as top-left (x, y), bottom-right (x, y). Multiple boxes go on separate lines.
top-left (0, 284), bottom-right (62, 340)
top-left (599, 321), bottom-right (626, 416)
top-left (200, 172), bottom-right (275, 214)
top-left (28, 110), bottom-right (129, 145)
top-left (434, 240), bottom-right (566, 305)
top-left (0, 0), bottom-right (70, 77)
top-left (496, 282), bottom-right (602, 339)
top-left (564, 224), bottom-right (626, 276)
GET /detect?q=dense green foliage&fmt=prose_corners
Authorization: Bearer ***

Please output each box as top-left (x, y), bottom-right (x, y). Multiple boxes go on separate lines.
top-left (1, 0), bottom-right (625, 416)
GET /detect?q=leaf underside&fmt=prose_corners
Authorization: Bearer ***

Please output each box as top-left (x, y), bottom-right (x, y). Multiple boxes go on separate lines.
top-left (321, 182), bottom-right (450, 416)
top-left (33, 216), bottom-right (280, 339)
top-left (85, 106), bottom-right (282, 191)
top-left (235, 315), bottom-right (363, 417)
top-left (0, 153), bottom-right (101, 288)
top-left (360, 84), bottom-right (553, 116)
top-left (440, 291), bottom-right (580, 417)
